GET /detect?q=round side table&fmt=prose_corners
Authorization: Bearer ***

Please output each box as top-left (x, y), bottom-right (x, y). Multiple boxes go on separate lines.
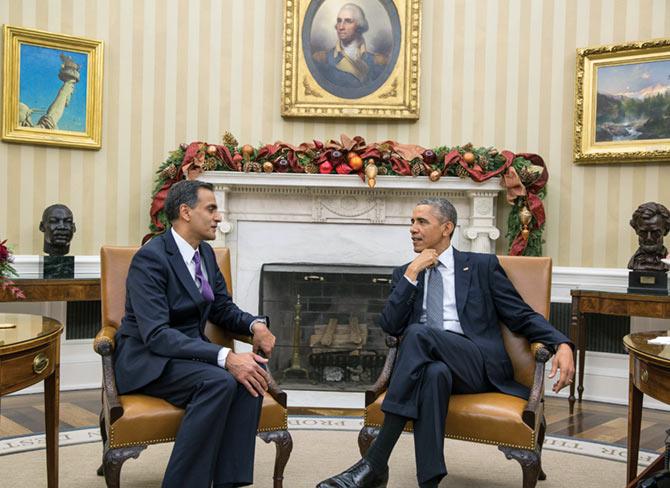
top-left (0, 313), bottom-right (63, 488)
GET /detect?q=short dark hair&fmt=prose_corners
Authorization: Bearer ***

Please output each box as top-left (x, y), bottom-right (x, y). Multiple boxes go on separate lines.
top-left (41, 203), bottom-right (72, 223)
top-left (164, 180), bottom-right (214, 222)
top-left (417, 198), bottom-right (458, 236)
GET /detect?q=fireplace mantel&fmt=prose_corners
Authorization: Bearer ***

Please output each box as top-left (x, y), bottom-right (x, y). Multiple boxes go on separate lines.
top-left (201, 172), bottom-right (504, 312)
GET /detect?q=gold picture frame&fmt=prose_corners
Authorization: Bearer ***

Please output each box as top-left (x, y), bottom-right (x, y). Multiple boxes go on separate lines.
top-left (574, 38), bottom-right (670, 164)
top-left (2, 25), bottom-right (103, 150)
top-left (281, 0), bottom-right (421, 119)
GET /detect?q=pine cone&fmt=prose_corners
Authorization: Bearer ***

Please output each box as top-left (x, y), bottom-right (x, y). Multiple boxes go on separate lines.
top-left (161, 164), bottom-right (178, 179)
top-left (378, 166), bottom-right (388, 175)
top-left (304, 163), bottom-right (319, 174)
top-left (455, 165), bottom-right (470, 179)
top-left (411, 162), bottom-right (424, 176)
top-left (478, 156), bottom-right (491, 172)
top-left (222, 131), bottom-right (238, 147)
top-left (519, 166), bottom-right (540, 185)
top-left (203, 157), bottom-right (218, 171)
top-left (243, 161), bottom-right (253, 172)
top-left (252, 162), bottom-right (263, 173)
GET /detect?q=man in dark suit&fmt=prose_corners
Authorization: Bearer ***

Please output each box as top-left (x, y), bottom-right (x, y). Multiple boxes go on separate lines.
top-left (114, 180), bottom-right (276, 488)
top-left (317, 198), bottom-right (574, 488)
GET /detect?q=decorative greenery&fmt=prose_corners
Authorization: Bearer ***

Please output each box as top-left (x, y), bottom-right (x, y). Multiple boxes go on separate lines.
top-left (0, 240), bottom-right (25, 300)
top-left (145, 134), bottom-right (548, 256)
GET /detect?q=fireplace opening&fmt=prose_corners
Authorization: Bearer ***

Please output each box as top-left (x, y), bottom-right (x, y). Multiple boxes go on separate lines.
top-left (259, 263), bottom-right (394, 391)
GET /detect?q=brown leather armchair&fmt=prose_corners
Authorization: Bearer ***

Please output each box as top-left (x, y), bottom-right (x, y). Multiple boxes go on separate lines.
top-left (358, 256), bottom-right (554, 488)
top-left (94, 246), bottom-right (292, 488)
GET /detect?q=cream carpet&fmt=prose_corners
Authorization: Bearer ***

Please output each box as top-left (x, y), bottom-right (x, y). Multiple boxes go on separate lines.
top-left (0, 429), bottom-right (633, 487)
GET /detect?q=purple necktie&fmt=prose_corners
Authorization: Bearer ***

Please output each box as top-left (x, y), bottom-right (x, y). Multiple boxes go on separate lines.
top-left (193, 250), bottom-right (215, 302)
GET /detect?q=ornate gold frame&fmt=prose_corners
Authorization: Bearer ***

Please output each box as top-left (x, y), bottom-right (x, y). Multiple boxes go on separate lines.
top-left (281, 0), bottom-right (421, 119)
top-left (2, 25), bottom-right (104, 149)
top-left (574, 38), bottom-right (670, 164)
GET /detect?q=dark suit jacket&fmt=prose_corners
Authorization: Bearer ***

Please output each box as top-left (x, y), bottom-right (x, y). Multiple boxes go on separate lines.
top-left (114, 231), bottom-right (262, 394)
top-left (379, 248), bottom-right (570, 399)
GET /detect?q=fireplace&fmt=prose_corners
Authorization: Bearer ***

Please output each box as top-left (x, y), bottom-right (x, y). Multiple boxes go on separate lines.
top-left (260, 263), bottom-right (394, 390)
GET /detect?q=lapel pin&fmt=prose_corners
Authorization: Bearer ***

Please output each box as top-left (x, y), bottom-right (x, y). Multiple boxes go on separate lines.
top-left (463, 267), bottom-right (469, 271)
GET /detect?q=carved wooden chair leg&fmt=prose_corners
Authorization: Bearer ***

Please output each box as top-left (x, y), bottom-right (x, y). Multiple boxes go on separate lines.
top-left (537, 416), bottom-right (547, 481)
top-left (102, 445), bottom-right (147, 488)
top-left (358, 426), bottom-right (380, 457)
top-left (258, 430), bottom-right (293, 488)
top-left (97, 410), bottom-right (107, 476)
top-left (499, 446), bottom-right (540, 488)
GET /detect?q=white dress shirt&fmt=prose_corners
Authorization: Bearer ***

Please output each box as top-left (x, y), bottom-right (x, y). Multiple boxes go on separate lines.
top-left (171, 228), bottom-right (265, 368)
top-left (405, 245), bottom-right (464, 335)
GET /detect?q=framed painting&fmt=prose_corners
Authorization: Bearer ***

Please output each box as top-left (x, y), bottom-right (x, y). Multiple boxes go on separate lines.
top-left (281, 0), bottom-right (421, 119)
top-left (574, 38), bottom-right (670, 164)
top-left (2, 25), bottom-right (103, 150)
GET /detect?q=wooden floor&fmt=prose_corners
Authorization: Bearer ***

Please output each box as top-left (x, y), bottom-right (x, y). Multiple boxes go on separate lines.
top-left (1, 389), bottom-right (668, 452)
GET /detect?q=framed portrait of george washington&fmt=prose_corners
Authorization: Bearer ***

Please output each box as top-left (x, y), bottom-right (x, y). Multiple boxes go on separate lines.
top-left (574, 37), bottom-right (670, 164)
top-left (281, 0), bottom-right (422, 119)
top-left (2, 25), bottom-right (104, 149)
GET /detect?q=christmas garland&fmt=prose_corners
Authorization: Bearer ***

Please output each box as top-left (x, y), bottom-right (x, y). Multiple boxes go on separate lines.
top-left (145, 133), bottom-right (548, 256)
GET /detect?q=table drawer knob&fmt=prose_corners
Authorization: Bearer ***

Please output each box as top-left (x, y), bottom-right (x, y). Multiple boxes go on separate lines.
top-left (641, 368), bottom-right (649, 383)
top-left (33, 353), bottom-right (49, 374)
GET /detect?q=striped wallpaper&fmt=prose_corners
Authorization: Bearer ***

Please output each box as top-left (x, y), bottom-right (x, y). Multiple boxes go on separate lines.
top-left (0, 0), bottom-right (668, 268)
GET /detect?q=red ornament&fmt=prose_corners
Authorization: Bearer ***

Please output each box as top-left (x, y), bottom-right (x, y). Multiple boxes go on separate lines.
top-left (319, 161), bottom-right (333, 174)
top-left (335, 163), bottom-right (353, 174)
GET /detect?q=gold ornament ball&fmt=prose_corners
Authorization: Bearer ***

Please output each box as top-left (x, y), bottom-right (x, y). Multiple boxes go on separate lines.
top-left (367, 177), bottom-right (377, 188)
top-left (365, 164), bottom-right (378, 179)
top-left (429, 170), bottom-right (441, 182)
top-left (241, 144), bottom-right (255, 159)
top-left (519, 206), bottom-right (532, 226)
top-left (463, 152), bottom-right (476, 165)
top-left (206, 145), bottom-right (217, 156)
top-left (262, 161), bottom-right (274, 173)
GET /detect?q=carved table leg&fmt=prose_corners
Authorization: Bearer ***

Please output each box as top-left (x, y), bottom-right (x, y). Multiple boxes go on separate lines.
top-left (103, 445), bottom-right (146, 488)
top-left (259, 430), bottom-right (293, 488)
top-left (358, 426), bottom-right (380, 457)
top-left (499, 446), bottom-right (540, 488)
top-left (569, 296), bottom-right (581, 415)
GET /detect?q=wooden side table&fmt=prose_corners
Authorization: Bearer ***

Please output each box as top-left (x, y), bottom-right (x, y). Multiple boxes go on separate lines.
top-left (0, 313), bottom-right (63, 488)
top-left (569, 290), bottom-right (670, 414)
top-left (0, 278), bottom-right (100, 302)
top-left (623, 331), bottom-right (670, 487)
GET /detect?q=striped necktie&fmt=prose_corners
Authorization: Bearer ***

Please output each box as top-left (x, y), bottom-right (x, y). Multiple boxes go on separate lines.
top-left (425, 265), bottom-right (444, 330)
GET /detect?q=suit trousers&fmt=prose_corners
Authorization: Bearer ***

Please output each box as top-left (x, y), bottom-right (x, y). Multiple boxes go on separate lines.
top-left (141, 358), bottom-right (263, 488)
top-left (381, 324), bottom-right (491, 484)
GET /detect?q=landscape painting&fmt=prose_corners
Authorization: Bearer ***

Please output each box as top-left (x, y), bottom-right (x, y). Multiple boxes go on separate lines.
top-left (574, 38), bottom-right (670, 164)
top-left (595, 59), bottom-right (670, 142)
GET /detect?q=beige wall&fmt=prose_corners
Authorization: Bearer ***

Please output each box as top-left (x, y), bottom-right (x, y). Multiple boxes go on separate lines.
top-left (1, 0), bottom-right (669, 267)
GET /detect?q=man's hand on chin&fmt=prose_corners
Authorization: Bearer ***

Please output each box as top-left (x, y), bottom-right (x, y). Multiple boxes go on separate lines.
top-left (225, 351), bottom-right (269, 397)
top-left (548, 343), bottom-right (575, 393)
top-left (252, 321), bottom-right (276, 357)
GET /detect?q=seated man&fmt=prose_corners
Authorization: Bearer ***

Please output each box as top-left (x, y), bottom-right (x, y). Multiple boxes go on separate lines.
top-left (317, 198), bottom-right (574, 488)
top-left (114, 180), bottom-right (276, 488)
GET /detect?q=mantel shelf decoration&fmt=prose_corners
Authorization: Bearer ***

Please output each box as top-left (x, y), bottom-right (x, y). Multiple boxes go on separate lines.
top-left (145, 133), bottom-right (548, 256)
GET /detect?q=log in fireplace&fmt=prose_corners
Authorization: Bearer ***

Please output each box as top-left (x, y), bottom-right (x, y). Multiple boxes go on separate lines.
top-left (260, 263), bottom-right (395, 391)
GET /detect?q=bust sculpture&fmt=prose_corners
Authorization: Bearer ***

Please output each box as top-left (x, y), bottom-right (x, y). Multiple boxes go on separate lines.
top-left (39, 204), bottom-right (76, 256)
top-left (627, 202), bottom-right (670, 272)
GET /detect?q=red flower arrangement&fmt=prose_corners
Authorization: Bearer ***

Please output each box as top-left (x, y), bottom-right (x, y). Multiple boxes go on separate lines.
top-left (0, 240), bottom-right (25, 300)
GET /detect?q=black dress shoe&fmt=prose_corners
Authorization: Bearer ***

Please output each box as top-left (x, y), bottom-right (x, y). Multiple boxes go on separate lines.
top-left (316, 458), bottom-right (389, 488)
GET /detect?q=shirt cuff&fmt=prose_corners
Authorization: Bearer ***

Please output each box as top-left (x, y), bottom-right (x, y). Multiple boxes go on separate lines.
top-left (404, 274), bottom-right (418, 286)
top-left (217, 347), bottom-right (231, 368)
top-left (250, 318), bottom-right (267, 334)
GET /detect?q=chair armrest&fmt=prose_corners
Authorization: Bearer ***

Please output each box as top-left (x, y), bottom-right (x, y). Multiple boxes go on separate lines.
top-left (93, 325), bottom-right (124, 424)
top-left (266, 370), bottom-right (288, 408)
top-left (93, 325), bottom-right (118, 356)
top-left (522, 342), bottom-right (552, 429)
top-left (364, 336), bottom-right (399, 406)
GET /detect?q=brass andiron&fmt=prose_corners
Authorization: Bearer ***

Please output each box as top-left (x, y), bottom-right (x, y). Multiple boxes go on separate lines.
top-left (282, 294), bottom-right (309, 380)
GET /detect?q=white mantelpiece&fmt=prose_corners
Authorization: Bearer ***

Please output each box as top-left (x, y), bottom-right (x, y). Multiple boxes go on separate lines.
top-left (200, 172), bottom-right (504, 313)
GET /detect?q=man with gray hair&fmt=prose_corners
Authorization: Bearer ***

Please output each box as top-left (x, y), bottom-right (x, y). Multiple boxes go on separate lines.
top-left (317, 198), bottom-right (574, 488)
top-left (312, 2), bottom-right (388, 88)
